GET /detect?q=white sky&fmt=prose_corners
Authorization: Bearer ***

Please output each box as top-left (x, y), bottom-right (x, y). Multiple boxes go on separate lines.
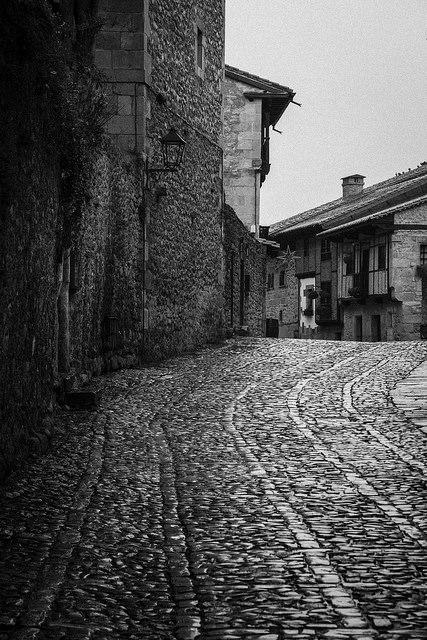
top-left (225, 0), bottom-right (427, 225)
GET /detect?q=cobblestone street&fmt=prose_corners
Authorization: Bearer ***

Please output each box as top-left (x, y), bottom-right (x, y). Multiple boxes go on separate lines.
top-left (1, 339), bottom-right (426, 640)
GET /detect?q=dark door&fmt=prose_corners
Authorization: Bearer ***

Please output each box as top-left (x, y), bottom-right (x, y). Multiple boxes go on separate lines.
top-left (354, 315), bottom-right (363, 341)
top-left (266, 318), bottom-right (279, 338)
top-left (371, 314), bottom-right (381, 342)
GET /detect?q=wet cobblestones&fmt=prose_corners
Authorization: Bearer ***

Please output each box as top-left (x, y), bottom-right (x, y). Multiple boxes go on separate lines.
top-left (0, 339), bottom-right (426, 640)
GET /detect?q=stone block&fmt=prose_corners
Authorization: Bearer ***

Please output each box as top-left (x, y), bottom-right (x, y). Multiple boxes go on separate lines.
top-left (112, 50), bottom-right (144, 69)
top-left (95, 31), bottom-right (121, 50)
top-left (121, 33), bottom-right (143, 50)
top-left (102, 12), bottom-right (143, 32)
top-left (107, 115), bottom-right (135, 135)
top-left (114, 83), bottom-right (136, 96)
top-left (103, 68), bottom-right (145, 82)
top-left (118, 95), bottom-right (133, 115)
top-left (94, 49), bottom-right (112, 69)
top-left (115, 133), bottom-right (135, 152)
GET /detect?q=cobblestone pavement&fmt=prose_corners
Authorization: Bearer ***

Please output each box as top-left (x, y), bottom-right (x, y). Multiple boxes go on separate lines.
top-left (1, 339), bottom-right (426, 640)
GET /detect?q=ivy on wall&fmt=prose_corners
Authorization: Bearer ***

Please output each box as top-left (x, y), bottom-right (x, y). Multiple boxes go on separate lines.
top-left (0, 0), bottom-right (108, 259)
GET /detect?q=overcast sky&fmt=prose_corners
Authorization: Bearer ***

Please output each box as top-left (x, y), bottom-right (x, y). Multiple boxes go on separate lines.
top-left (225, 0), bottom-right (427, 225)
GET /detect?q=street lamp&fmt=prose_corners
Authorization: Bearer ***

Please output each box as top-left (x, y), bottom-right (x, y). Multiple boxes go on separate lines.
top-left (145, 127), bottom-right (186, 189)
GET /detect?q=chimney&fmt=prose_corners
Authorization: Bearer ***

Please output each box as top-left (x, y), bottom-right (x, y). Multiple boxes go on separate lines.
top-left (342, 174), bottom-right (365, 198)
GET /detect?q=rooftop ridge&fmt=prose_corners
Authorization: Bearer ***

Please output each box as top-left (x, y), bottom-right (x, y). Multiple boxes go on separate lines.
top-left (270, 163), bottom-right (427, 236)
top-left (225, 63), bottom-right (293, 94)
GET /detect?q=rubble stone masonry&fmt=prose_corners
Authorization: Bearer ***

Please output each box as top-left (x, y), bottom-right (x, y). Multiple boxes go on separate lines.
top-left (391, 203), bottom-right (427, 340)
top-left (143, 0), bottom-right (226, 359)
top-left (223, 205), bottom-right (267, 336)
top-left (0, 0), bottom-right (226, 480)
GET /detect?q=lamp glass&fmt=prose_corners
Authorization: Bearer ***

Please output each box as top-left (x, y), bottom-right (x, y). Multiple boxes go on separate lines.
top-left (161, 127), bottom-right (186, 170)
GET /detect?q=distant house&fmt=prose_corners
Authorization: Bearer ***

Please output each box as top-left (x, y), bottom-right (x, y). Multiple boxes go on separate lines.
top-left (266, 165), bottom-right (427, 341)
top-left (223, 65), bottom-right (295, 235)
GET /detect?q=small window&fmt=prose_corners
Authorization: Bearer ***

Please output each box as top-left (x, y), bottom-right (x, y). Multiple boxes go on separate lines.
top-left (279, 310), bottom-right (283, 323)
top-left (279, 270), bottom-right (286, 287)
top-left (378, 244), bottom-right (386, 271)
top-left (343, 250), bottom-right (355, 275)
top-left (321, 238), bottom-right (331, 261)
top-left (267, 273), bottom-right (274, 290)
top-left (420, 244), bottom-right (427, 265)
top-left (195, 24), bottom-right (205, 77)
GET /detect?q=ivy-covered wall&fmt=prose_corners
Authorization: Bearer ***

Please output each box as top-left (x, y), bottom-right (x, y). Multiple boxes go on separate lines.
top-left (0, 1), bottom-right (146, 480)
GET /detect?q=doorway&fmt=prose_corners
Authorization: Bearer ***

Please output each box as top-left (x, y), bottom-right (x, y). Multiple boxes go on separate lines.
top-left (354, 315), bottom-right (362, 341)
top-left (371, 314), bottom-right (381, 342)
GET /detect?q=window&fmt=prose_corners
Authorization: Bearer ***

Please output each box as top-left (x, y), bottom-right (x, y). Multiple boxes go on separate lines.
top-left (279, 310), bottom-right (283, 323)
top-left (344, 251), bottom-right (355, 275)
top-left (195, 23), bottom-right (205, 78)
top-left (321, 238), bottom-right (331, 261)
top-left (267, 273), bottom-right (274, 290)
top-left (279, 270), bottom-right (286, 287)
top-left (420, 245), bottom-right (427, 265)
top-left (378, 244), bottom-right (386, 271)
top-left (303, 238), bottom-right (309, 257)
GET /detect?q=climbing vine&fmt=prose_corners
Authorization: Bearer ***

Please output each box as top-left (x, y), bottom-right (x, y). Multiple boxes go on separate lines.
top-left (0, 0), bottom-right (108, 258)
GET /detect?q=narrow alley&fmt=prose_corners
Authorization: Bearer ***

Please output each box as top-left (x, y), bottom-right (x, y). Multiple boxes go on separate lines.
top-left (0, 339), bottom-right (426, 640)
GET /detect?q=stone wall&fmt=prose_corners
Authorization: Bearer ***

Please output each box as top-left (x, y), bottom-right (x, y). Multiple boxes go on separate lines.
top-left (223, 76), bottom-right (262, 230)
top-left (143, 0), bottom-right (226, 359)
top-left (68, 147), bottom-right (145, 378)
top-left (341, 301), bottom-right (399, 342)
top-left (390, 203), bottom-right (427, 340)
top-left (265, 256), bottom-right (299, 338)
top-left (223, 205), bottom-right (267, 336)
top-left (266, 234), bottom-right (341, 340)
top-left (95, 0), bottom-right (150, 154)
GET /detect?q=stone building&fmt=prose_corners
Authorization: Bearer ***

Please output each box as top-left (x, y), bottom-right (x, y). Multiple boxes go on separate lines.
top-left (223, 65), bottom-right (295, 235)
top-left (0, 0), bottom-right (227, 480)
top-left (95, 0), bottom-right (226, 360)
top-left (223, 205), bottom-right (268, 336)
top-left (0, 0), bottom-right (274, 480)
top-left (266, 164), bottom-right (427, 341)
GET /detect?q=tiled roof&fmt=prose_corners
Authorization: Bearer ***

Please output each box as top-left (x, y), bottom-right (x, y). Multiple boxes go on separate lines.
top-left (225, 64), bottom-right (293, 95)
top-left (318, 194), bottom-right (427, 236)
top-left (269, 163), bottom-right (427, 237)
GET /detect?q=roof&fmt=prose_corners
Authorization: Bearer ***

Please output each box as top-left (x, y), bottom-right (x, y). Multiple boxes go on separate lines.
top-left (225, 64), bottom-right (293, 94)
top-left (225, 64), bottom-right (295, 127)
top-left (318, 194), bottom-right (427, 236)
top-left (270, 163), bottom-right (427, 237)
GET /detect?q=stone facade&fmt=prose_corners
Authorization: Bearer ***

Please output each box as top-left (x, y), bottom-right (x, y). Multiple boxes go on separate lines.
top-left (223, 205), bottom-right (267, 336)
top-left (0, 0), bottom-right (228, 480)
top-left (223, 77), bottom-right (263, 231)
top-left (223, 66), bottom-right (293, 235)
top-left (267, 168), bottom-right (427, 342)
top-left (95, 0), bottom-right (150, 154)
top-left (95, 0), bottom-right (226, 360)
top-left (266, 235), bottom-right (341, 340)
top-left (265, 254), bottom-right (299, 338)
top-left (143, 0), bottom-right (225, 359)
